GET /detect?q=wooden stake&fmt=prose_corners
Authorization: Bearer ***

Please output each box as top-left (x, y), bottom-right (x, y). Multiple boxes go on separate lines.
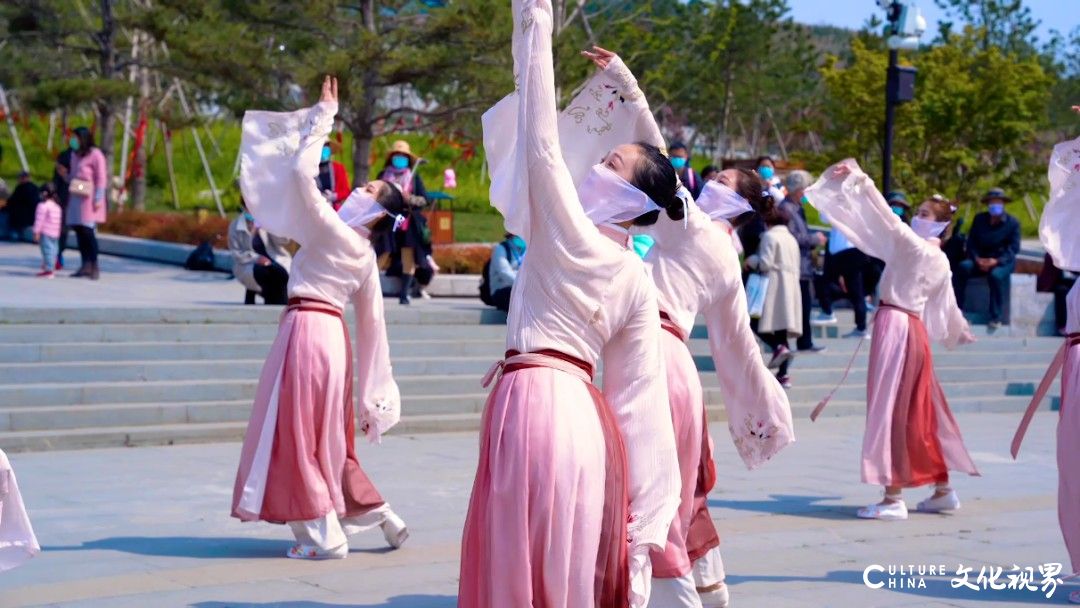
top-left (0, 84), bottom-right (30, 173)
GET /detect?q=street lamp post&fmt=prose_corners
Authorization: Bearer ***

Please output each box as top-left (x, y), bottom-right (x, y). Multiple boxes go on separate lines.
top-left (879, 0), bottom-right (925, 194)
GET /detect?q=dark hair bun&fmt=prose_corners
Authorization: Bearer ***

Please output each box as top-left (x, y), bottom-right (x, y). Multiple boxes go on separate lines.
top-left (630, 141), bottom-right (682, 226)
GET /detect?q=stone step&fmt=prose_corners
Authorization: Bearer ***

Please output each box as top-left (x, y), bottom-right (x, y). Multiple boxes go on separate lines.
top-left (0, 323), bottom-right (510, 344)
top-left (0, 351), bottom-right (1055, 386)
top-left (0, 393), bottom-right (1051, 453)
top-left (0, 356), bottom-right (506, 384)
top-left (0, 303), bottom-right (507, 326)
top-left (0, 339), bottom-right (508, 363)
top-left (0, 392), bottom-right (495, 432)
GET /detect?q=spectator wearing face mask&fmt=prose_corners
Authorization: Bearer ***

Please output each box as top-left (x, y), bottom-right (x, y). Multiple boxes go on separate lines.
top-left (316, 142), bottom-right (352, 211)
top-left (952, 187), bottom-right (1021, 329)
top-left (668, 142), bottom-right (702, 199)
top-left (757, 155), bottom-right (785, 203)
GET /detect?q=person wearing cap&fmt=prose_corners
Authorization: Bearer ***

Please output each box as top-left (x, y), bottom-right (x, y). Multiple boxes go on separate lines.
top-left (953, 187), bottom-right (1021, 329)
top-left (669, 142), bottom-right (703, 199)
top-left (3, 171), bottom-right (40, 242)
top-left (377, 139), bottom-right (435, 305)
top-left (885, 190), bottom-right (911, 223)
top-left (779, 169), bottom-right (827, 353)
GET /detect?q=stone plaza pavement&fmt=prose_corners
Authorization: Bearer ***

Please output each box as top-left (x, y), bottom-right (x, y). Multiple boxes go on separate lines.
top-left (0, 411), bottom-right (1071, 608)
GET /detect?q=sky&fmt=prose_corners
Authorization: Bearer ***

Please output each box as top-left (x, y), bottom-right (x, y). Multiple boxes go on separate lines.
top-left (787, 0), bottom-right (1080, 45)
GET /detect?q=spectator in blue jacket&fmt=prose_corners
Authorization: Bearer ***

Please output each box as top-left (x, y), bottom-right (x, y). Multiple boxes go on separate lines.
top-left (952, 187), bottom-right (1021, 329)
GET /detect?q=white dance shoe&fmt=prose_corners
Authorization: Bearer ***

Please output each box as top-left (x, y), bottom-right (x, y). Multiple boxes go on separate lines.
top-left (699, 582), bottom-right (731, 607)
top-left (381, 510), bottom-right (409, 549)
top-left (286, 543), bottom-right (348, 560)
top-left (916, 489), bottom-right (961, 513)
top-left (856, 500), bottom-right (908, 521)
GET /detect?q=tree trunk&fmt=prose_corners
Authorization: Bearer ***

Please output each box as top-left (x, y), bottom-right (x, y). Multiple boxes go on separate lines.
top-left (352, 125), bottom-right (374, 187)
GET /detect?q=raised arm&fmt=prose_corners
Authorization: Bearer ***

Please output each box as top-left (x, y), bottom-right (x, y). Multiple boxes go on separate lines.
top-left (482, 0), bottom-right (595, 253)
top-left (558, 46), bottom-right (664, 187)
top-left (239, 77), bottom-right (348, 248)
top-left (1040, 134), bottom-right (1080, 271)
top-left (703, 235), bottom-right (794, 468)
top-left (805, 159), bottom-right (920, 264)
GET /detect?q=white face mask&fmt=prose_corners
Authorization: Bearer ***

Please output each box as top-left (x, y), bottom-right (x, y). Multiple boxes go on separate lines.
top-left (338, 189), bottom-right (388, 230)
top-left (577, 164), bottom-right (660, 225)
top-left (910, 216), bottom-right (949, 239)
top-left (696, 181), bottom-right (753, 221)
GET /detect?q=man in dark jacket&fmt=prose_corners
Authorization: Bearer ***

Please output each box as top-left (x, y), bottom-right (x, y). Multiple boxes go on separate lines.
top-left (53, 145), bottom-right (74, 269)
top-left (780, 170), bottom-right (827, 352)
top-left (4, 171), bottom-right (40, 242)
top-left (952, 187), bottom-right (1021, 329)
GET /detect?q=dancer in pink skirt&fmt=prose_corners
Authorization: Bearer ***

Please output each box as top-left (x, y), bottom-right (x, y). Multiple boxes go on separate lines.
top-left (459, 2), bottom-right (681, 606)
top-left (642, 174), bottom-right (796, 608)
top-left (1011, 120), bottom-right (1080, 599)
top-left (231, 77), bottom-right (409, 560)
top-left (0, 448), bottom-right (40, 572)
top-left (806, 160), bottom-right (979, 521)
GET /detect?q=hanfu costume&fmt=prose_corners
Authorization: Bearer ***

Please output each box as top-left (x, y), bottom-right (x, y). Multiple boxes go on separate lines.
top-left (1011, 135), bottom-right (1080, 581)
top-left (0, 448), bottom-right (39, 572)
top-left (231, 99), bottom-right (406, 559)
top-left (641, 183), bottom-right (795, 606)
top-left (806, 159), bottom-right (979, 518)
top-left (459, 2), bottom-right (681, 606)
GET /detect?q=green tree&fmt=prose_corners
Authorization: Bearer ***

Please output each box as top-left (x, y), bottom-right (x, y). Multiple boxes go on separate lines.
top-left (0, 0), bottom-right (138, 203)
top-left (820, 30), bottom-right (1051, 206)
top-left (142, 0), bottom-right (512, 185)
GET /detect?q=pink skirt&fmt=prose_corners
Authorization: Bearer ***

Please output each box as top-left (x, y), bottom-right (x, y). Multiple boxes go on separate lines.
top-left (863, 305), bottom-right (978, 487)
top-left (651, 319), bottom-right (719, 578)
top-left (459, 350), bottom-right (629, 608)
top-left (231, 299), bottom-right (384, 524)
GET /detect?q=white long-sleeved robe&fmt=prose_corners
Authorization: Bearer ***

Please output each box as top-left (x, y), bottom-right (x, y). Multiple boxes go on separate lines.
top-left (481, 0), bottom-right (680, 580)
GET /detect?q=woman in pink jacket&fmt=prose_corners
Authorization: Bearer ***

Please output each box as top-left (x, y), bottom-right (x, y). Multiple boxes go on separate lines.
top-left (64, 126), bottom-right (108, 280)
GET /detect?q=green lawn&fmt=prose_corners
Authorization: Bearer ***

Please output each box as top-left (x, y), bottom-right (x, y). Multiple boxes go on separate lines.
top-left (451, 211), bottom-right (505, 243)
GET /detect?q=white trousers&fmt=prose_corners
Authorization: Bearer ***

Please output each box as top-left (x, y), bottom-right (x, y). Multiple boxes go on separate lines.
top-left (287, 504), bottom-right (393, 550)
top-left (648, 547), bottom-right (726, 608)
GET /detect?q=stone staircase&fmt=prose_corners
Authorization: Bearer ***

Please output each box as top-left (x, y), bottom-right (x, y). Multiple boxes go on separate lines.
top-left (0, 302), bottom-right (1062, 451)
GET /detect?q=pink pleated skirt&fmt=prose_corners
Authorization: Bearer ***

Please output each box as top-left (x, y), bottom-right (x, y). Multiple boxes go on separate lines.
top-left (459, 350), bottom-right (629, 608)
top-left (231, 299), bottom-right (384, 524)
top-left (862, 304), bottom-right (979, 487)
top-left (1058, 336), bottom-right (1080, 573)
top-left (651, 317), bottom-right (719, 579)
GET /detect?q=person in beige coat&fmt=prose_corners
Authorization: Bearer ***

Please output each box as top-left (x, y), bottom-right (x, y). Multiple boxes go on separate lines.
top-left (746, 207), bottom-right (803, 387)
top-left (229, 198), bottom-right (293, 305)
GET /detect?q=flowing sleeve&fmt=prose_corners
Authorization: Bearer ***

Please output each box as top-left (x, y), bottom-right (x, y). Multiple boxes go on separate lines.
top-left (558, 56), bottom-right (665, 187)
top-left (1040, 135), bottom-right (1080, 272)
top-left (484, 0), bottom-right (649, 248)
top-left (601, 279), bottom-right (680, 606)
top-left (924, 255), bottom-right (976, 349)
top-left (240, 101), bottom-right (340, 248)
top-left (703, 229), bottom-right (795, 468)
top-left (350, 254), bottom-right (401, 443)
top-left (805, 159), bottom-right (920, 265)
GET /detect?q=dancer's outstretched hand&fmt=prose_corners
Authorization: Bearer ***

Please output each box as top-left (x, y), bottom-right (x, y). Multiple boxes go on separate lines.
top-left (320, 76), bottom-right (338, 104)
top-left (831, 163), bottom-right (852, 180)
top-left (581, 46), bottom-right (617, 71)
